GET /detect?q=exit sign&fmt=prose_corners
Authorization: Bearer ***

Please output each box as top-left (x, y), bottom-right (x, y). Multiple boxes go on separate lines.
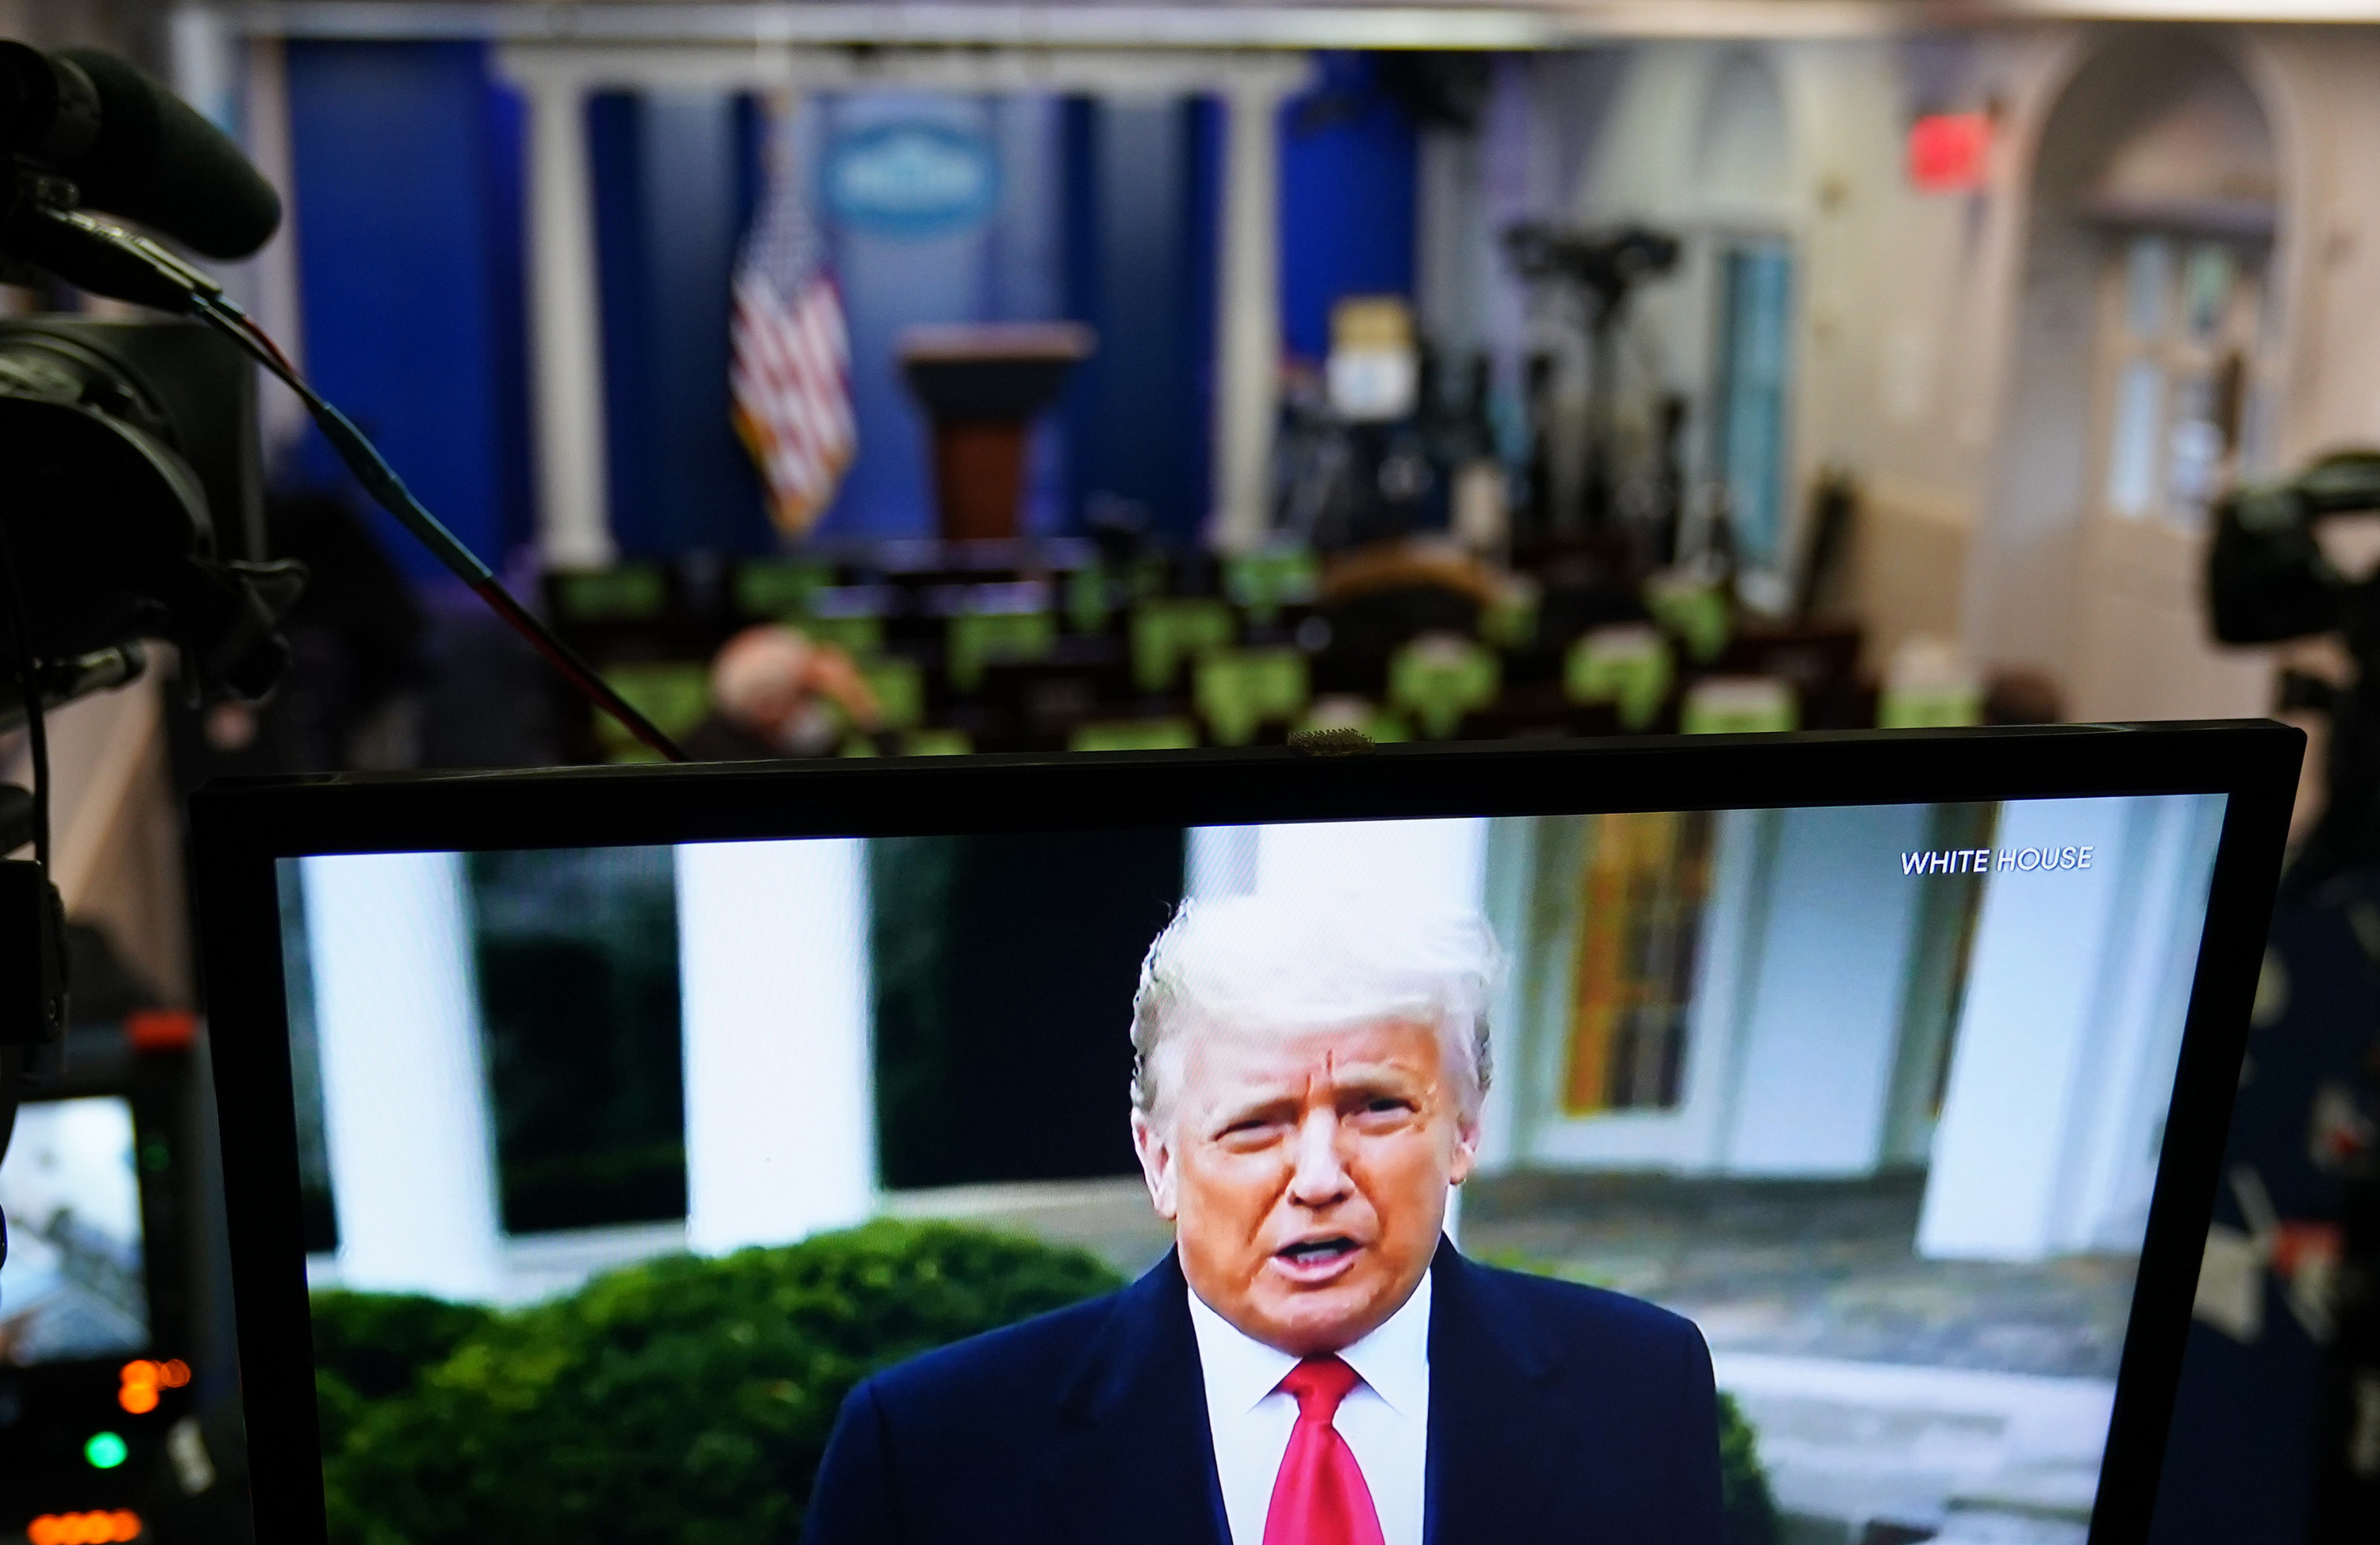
top-left (1908, 113), bottom-right (1991, 193)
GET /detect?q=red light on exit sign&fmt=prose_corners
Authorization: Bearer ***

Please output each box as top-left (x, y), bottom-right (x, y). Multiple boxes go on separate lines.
top-left (1908, 113), bottom-right (1991, 192)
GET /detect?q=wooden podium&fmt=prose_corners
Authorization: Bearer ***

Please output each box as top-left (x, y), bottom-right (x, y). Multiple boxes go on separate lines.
top-left (898, 323), bottom-right (1095, 541)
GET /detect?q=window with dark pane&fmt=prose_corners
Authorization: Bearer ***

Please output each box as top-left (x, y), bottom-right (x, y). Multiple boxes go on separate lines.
top-left (467, 846), bottom-right (685, 1233)
top-left (870, 830), bottom-right (1185, 1190)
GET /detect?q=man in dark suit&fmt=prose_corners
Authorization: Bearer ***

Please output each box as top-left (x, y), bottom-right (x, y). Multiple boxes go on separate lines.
top-left (807, 891), bottom-right (1724, 1544)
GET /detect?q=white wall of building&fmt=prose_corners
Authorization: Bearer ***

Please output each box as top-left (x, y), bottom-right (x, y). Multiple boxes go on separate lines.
top-left (1507, 804), bottom-right (1933, 1178)
top-left (1433, 36), bottom-right (2045, 655)
top-left (1918, 793), bottom-right (2227, 1260)
top-left (1426, 23), bottom-right (2380, 715)
top-left (1498, 807), bottom-right (1764, 1173)
top-left (1720, 804), bottom-right (1933, 1175)
top-left (1491, 791), bottom-right (2224, 1263)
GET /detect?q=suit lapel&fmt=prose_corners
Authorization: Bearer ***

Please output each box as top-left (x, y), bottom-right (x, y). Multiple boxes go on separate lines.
top-left (1037, 1249), bottom-right (1230, 1545)
top-left (1424, 1238), bottom-right (1564, 1545)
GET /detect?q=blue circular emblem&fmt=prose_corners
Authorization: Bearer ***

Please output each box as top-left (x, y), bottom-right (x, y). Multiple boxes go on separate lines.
top-left (823, 122), bottom-right (1000, 238)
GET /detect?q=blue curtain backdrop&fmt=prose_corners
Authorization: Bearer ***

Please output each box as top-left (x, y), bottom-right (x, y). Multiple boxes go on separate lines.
top-left (588, 90), bottom-right (771, 558)
top-left (1278, 54), bottom-right (1419, 362)
top-left (811, 92), bottom-right (1069, 541)
top-left (282, 40), bottom-right (534, 580)
top-left (1061, 95), bottom-right (1219, 546)
top-left (280, 48), bottom-right (1419, 565)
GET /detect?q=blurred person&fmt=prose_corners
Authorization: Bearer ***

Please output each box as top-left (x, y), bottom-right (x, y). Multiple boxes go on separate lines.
top-left (2309, 1034), bottom-right (2380, 1539)
top-left (681, 623), bottom-right (881, 761)
top-left (805, 892), bottom-right (1724, 1544)
top-left (173, 489), bottom-right (428, 777)
top-left (1980, 667), bottom-right (2064, 728)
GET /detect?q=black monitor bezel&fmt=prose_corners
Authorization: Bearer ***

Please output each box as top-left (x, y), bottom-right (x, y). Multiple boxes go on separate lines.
top-left (188, 722), bottom-right (2303, 1545)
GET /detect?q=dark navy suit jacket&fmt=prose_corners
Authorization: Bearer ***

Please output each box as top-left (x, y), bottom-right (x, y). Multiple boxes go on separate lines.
top-left (804, 1236), bottom-right (1726, 1544)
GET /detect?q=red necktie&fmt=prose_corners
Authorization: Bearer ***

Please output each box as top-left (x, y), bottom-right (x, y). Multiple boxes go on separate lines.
top-left (1261, 1356), bottom-right (1387, 1545)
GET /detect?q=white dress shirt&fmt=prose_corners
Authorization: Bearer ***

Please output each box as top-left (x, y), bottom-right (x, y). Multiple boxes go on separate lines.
top-left (1186, 1270), bottom-right (1431, 1545)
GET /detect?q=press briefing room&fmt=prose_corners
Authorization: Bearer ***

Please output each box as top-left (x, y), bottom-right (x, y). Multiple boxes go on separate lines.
top-left (1, 0), bottom-right (2378, 1542)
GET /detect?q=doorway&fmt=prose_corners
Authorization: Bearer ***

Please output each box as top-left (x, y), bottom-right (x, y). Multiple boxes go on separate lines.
top-left (1987, 35), bottom-right (2282, 721)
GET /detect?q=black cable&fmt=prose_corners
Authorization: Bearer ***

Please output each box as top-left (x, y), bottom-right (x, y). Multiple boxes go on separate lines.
top-left (187, 293), bottom-right (692, 763)
top-left (0, 517), bottom-right (48, 868)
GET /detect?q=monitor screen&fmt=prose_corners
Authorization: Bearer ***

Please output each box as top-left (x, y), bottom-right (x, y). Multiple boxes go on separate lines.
top-left (267, 791), bottom-right (2232, 1543)
top-left (0, 1095), bottom-right (150, 1367)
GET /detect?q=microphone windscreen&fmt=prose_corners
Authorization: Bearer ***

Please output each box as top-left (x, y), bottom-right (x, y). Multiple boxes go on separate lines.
top-left (58, 48), bottom-right (282, 260)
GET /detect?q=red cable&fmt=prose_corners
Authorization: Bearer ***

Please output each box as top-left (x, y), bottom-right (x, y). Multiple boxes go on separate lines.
top-left (471, 581), bottom-right (689, 762)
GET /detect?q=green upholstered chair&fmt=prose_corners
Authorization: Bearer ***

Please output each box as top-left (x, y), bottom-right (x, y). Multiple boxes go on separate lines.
top-left (1388, 636), bottom-right (1501, 739)
top-left (1130, 598), bottom-right (1236, 694)
top-left (947, 608), bottom-right (1057, 691)
top-left (1195, 648), bottom-right (1311, 746)
top-left (1565, 625), bottom-right (1675, 731)
top-left (1680, 676), bottom-right (1798, 734)
top-left (594, 661), bottom-right (710, 761)
top-left (1068, 718), bottom-right (1199, 753)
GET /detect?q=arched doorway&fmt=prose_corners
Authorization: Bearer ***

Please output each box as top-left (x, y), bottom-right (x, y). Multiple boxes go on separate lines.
top-left (1989, 33), bottom-right (2282, 721)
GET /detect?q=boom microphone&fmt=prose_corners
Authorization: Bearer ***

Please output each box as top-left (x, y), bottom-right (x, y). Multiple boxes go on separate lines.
top-left (0, 41), bottom-right (280, 259)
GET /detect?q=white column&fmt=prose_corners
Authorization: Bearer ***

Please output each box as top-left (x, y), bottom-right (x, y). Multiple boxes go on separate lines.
top-left (676, 840), bottom-right (876, 1253)
top-left (167, 4), bottom-right (240, 131)
top-left (1720, 803), bottom-right (1933, 1175)
top-left (1918, 795), bottom-right (2223, 1261)
top-left (1209, 74), bottom-right (1293, 554)
top-left (1472, 816), bottom-right (1537, 1175)
top-left (301, 853), bottom-right (505, 1300)
top-left (512, 66), bottom-right (616, 569)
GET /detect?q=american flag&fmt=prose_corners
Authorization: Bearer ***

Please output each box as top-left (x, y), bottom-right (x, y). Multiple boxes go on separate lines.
top-left (731, 112), bottom-right (854, 538)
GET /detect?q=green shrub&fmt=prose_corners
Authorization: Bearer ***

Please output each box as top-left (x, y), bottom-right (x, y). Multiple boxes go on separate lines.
top-left (1718, 1390), bottom-right (1779, 1545)
top-left (309, 1290), bottom-right (496, 1460)
top-left (317, 1220), bottom-right (1121, 1545)
top-left (317, 1226), bottom-right (1778, 1545)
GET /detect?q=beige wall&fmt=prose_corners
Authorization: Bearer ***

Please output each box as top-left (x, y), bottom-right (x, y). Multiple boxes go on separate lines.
top-left (0, 0), bottom-right (170, 59)
top-left (1558, 36), bottom-right (2050, 663)
top-left (2255, 28), bottom-right (2380, 467)
top-left (1519, 23), bottom-right (2380, 709)
top-left (1967, 25), bottom-right (2380, 719)
top-left (2, 675), bottom-right (191, 1006)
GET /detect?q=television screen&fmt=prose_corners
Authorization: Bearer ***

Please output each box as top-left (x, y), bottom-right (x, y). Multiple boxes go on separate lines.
top-left (0, 1095), bottom-right (150, 1367)
top-left (267, 791), bottom-right (2233, 1544)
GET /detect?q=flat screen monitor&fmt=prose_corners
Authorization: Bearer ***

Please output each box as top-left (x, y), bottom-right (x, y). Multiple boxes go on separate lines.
top-left (0, 1095), bottom-right (150, 1367)
top-left (190, 726), bottom-right (2298, 1545)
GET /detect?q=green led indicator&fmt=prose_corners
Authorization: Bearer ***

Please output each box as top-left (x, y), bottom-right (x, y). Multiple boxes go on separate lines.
top-left (85, 1430), bottom-right (129, 1469)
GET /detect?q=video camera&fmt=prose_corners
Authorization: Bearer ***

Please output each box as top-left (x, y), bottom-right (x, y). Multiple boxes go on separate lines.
top-left (0, 40), bottom-right (305, 1213)
top-left (0, 40), bottom-right (695, 1219)
top-left (1502, 223), bottom-right (1681, 319)
top-left (0, 41), bottom-right (298, 711)
top-left (2209, 450), bottom-right (2380, 891)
